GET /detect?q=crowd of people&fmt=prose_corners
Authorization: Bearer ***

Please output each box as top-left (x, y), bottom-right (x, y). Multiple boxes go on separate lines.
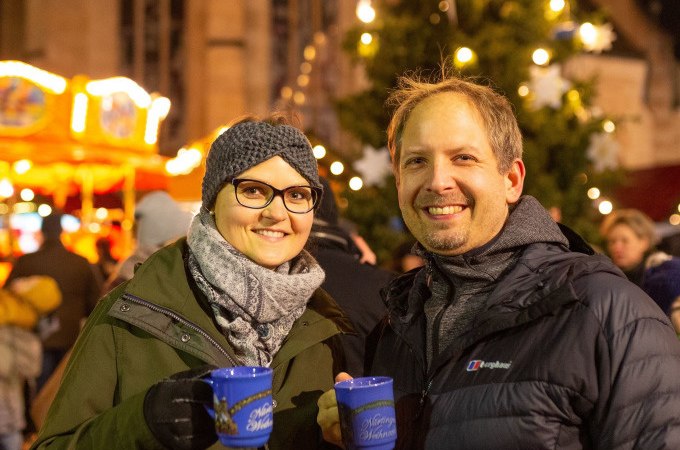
top-left (1, 71), bottom-right (678, 450)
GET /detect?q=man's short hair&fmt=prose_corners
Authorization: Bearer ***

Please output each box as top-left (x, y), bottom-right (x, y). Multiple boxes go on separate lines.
top-left (386, 70), bottom-right (523, 174)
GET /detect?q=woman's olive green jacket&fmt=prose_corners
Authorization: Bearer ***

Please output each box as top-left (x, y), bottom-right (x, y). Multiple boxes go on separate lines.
top-left (31, 239), bottom-right (352, 449)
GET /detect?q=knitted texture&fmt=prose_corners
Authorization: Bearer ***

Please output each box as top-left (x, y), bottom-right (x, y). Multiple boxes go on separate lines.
top-left (202, 121), bottom-right (321, 209)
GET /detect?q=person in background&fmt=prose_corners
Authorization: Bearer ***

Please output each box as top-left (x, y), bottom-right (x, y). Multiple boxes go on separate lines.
top-left (600, 208), bottom-right (660, 286)
top-left (31, 115), bottom-right (351, 450)
top-left (104, 190), bottom-right (193, 292)
top-left (309, 177), bottom-right (395, 376)
top-left (390, 239), bottom-right (425, 273)
top-left (642, 254), bottom-right (680, 336)
top-left (4, 211), bottom-right (101, 391)
top-left (30, 191), bottom-right (194, 432)
top-left (0, 276), bottom-right (61, 450)
top-left (318, 72), bottom-right (680, 449)
top-left (94, 237), bottom-right (118, 289)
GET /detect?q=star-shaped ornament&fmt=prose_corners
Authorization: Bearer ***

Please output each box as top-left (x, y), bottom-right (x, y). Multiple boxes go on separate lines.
top-left (353, 146), bottom-right (392, 187)
top-left (528, 64), bottom-right (572, 110)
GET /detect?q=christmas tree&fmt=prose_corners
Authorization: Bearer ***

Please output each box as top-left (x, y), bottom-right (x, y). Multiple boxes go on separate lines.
top-left (338, 0), bottom-right (622, 264)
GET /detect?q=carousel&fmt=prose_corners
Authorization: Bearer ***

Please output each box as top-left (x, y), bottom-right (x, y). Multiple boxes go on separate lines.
top-left (0, 60), bottom-right (173, 281)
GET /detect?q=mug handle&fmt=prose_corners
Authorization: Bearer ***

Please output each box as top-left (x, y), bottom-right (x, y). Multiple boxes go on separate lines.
top-left (202, 377), bottom-right (215, 419)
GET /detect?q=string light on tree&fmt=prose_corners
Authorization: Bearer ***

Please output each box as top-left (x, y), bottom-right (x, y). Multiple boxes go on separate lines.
top-left (454, 47), bottom-right (476, 69)
top-left (579, 22), bottom-right (616, 53)
top-left (598, 200), bottom-right (613, 215)
top-left (532, 48), bottom-right (551, 66)
top-left (349, 177), bottom-right (364, 191)
top-left (356, 0), bottom-right (376, 24)
top-left (313, 145), bottom-right (326, 159)
top-left (330, 161), bottom-right (344, 175)
top-left (587, 187), bottom-right (601, 200)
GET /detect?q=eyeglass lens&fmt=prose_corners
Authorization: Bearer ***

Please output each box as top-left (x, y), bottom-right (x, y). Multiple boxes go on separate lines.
top-left (234, 179), bottom-right (317, 213)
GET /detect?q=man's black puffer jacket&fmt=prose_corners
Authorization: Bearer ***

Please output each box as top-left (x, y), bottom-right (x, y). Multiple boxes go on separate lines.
top-left (370, 240), bottom-right (680, 449)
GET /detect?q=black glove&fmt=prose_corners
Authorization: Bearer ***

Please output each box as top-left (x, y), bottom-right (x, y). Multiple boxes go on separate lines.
top-left (143, 365), bottom-right (218, 450)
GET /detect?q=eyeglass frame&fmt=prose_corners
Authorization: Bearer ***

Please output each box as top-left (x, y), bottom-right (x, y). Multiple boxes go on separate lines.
top-left (230, 178), bottom-right (322, 214)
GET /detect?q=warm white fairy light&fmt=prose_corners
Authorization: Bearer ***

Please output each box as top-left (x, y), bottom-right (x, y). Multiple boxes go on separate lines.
top-left (455, 47), bottom-right (473, 64)
top-left (598, 200), bottom-right (613, 215)
top-left (12, 160), bottom-right (32, 174)
top-left (550, 0), bottom-right (566, 13)
top-left (349, 177), bottom-right (363, 191)
top-left (603, 120), bottom-right (615, 133)
top-left (313, 145), bottom-right (327, 159)
top-left (532, 48), bottom-right (550, 66)
top-left (356, 0), bottom-right (376, 23)
top-left (330, 161), bottom-right (344, 175)
top-left (20, 188), bottom-right (34, 201)
top-left (361, 33), bottom-right (373, 45)
top-left (587, 187), bottom-right (600, 199)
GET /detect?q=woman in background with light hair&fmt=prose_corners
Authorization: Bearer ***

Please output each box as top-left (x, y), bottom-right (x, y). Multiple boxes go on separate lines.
top-left (600, 208), bottom-right (660, 286)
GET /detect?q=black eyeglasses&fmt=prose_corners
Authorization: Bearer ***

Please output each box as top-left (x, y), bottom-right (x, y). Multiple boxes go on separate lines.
top-left (231, 178), bottom-right (321, 214)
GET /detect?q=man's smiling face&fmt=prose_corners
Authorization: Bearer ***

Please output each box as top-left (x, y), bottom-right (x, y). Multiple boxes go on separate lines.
top-left (396, 92), bottom-right (523, 256)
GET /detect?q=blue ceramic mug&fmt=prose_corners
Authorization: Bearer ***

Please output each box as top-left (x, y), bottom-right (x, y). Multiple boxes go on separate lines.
top-left (334, 376), bottom-right (397, 450)
top-left (204, 366), bottom-right (274, 448)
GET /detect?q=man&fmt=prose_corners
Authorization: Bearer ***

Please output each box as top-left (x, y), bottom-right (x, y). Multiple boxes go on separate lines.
top-left (318, 74), bottom-right (680, 449)
top-left (5, 211), bottom-right (101, 390)
top-left (309, 177), bottom-right (395, 375)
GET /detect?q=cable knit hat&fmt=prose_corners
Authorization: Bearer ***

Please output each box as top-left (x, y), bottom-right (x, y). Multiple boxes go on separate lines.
top-left (202, 120), bottom-right (321, 210)
top-left (642, 257), bottom-right (680, 315)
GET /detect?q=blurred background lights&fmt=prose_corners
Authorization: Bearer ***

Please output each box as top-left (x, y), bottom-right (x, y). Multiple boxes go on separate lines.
top-left (20, 188), bottom-right (34, 201)
top-left (579, 22), bottom-right (597, 47)
top-left (518, 84), bottom-right (530, 97)
top-left (455, 47), bottom-right (473, 64)
top-left (356, 0), bottom-right (376, 23)
top-left (0, 178), bottom-right (14, 198)
top-left (670, 214), bottom-right (680, 226)
top-left (95, 207), bottom-right (108, 221)
top-left (303, 45), bottom-right (316, 61)
top-left (330, 161), bottom-right (344, 175)
top-left (349, 176), bottom-right (363, 191)
top-left (280, 86), bottom-right (293, 99)
top-left (603, 120), bottom-right (616, 133)
top-left (550, 0), bottom-right (566, 12)
top-left (13, 159), bottom-right (32, 174)
top-left (312, 145), bottom-right (326, 159)
top-left (532, 48), bottom-right (550, 65)
top-left (587, 187), bottom-right (601, 199)
top-left (297, 74), bottom-right (310, 87)
top-left (438, 1), bottom-right (450, 12)
top-left (598, 200), bottom-right (613, 215)
top-left (300, 62), bottom-right (312, 74)
top-left (360, 33), bottom-right (373, 45)
top-left (37, 204), bottom-right (52, 217)
top-left (293, 91), bottom-right (305, 105)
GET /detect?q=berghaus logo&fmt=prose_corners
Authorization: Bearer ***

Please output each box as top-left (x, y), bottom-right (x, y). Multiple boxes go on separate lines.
top-left (466, 359), bottom-right (512, 372)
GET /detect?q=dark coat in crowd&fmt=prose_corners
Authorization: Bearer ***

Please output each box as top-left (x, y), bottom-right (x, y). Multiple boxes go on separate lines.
top-left (310, 223), bottom-right (395, 376)
top-left (309, 177), bottom-right (395, 376)
top-left (5, 238), bottom-right (100, 352)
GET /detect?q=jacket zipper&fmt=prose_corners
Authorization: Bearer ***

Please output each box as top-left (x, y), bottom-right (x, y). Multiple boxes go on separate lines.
top-left (121, 293), bottom-right (237, 366)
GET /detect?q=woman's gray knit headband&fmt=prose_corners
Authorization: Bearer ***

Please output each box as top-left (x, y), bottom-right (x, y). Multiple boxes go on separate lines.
top-left (201, 121), bottom-right (321, 209)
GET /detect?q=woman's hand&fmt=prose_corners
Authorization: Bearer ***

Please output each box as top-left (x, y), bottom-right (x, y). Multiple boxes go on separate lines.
top-left (317, 372), bottom-right (353, 448)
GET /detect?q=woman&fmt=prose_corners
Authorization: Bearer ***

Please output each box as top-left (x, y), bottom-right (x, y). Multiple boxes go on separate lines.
top-left (600, 208), bottom-right (660, 286)
top-left (31, 116), bottom-right (352, 449)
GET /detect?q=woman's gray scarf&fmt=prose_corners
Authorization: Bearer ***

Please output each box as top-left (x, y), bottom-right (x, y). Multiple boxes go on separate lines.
top-left (186, 209), bottom-right (325, 367)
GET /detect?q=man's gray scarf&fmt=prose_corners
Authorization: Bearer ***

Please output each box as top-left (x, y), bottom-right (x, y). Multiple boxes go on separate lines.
top-left (420, 195), bottom-right (569, 366)
top-left (186, 209), bottom-right (325, 366)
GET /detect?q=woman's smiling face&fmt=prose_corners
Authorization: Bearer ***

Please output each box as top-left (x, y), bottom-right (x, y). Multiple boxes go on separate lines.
top-left (213, 156), bottom-right (314, 269)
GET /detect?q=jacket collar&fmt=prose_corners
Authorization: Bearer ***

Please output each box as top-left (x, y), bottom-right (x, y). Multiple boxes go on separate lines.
top-left (115, 238), bottom-right (353, 367)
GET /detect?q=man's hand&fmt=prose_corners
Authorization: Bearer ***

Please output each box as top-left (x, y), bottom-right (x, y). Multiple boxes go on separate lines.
top-left (317, 372), bottom-right (353, 448)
